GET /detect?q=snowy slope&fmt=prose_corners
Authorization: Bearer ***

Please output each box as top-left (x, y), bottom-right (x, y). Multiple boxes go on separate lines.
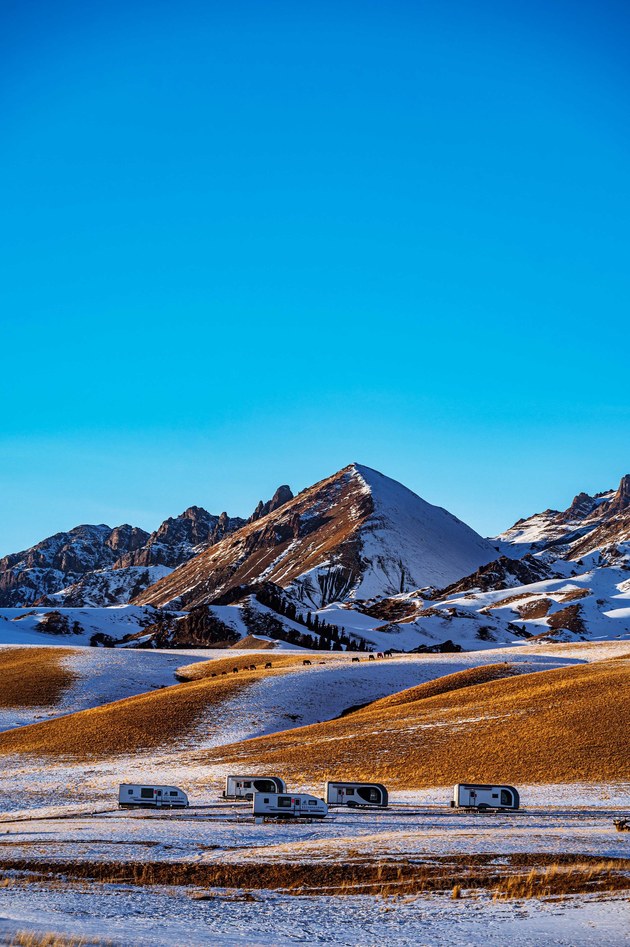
top-left (313, 463), bottom-right (497, 601)
top-left (0, 605), bottom-right (162, 646)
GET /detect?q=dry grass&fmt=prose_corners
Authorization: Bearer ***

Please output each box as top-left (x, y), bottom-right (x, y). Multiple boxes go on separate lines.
top-left (492, 861), bottom-right (626, 900)
top-left (0, 648), bottom-right (77, 708)
top-left (229, 635), bottom-right (277, 650)
top-left (201, 657), bottom-right (630, 786)
top-left (7, 934), bottom-right (94, 946)
top-left (0, 674), bottom-right (253, 760)
top-left (0, 853), bottom-right (627, 900)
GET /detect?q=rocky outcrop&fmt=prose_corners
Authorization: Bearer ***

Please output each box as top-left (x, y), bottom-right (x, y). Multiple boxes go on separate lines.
top-left (143, 605), bottom-right (241, 649)
top-left (606, 475), bottom-right (630, 517)
top-left (433, 554), bottom-right (555, 598)
top-left (248, 485), bottom-right (294, 523)
top-left (113, 506), bottom-right (246, 569)
top-left (0, 524), bottom-right (150, 607)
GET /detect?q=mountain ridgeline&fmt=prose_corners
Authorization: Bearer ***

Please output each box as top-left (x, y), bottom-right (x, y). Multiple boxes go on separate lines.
top-left (1, 465), bottom-right (629, 652)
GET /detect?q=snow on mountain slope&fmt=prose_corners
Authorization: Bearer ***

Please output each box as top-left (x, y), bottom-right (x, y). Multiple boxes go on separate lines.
top-left (135, 464), bottom-right (497, 611)
top-left (333, 464), bottom-right (496, 599)
top-left (43, 565), bottom-right (173, 608)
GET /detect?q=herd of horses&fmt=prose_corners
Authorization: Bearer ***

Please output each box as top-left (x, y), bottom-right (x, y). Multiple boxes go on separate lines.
top-left (209, 651), bottom-right (394, 677)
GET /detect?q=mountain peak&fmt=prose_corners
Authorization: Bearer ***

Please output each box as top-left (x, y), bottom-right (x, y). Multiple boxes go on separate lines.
top-left (135, 463), bottom-right (495, 610)
top-left (607, 474), bottom-right (630, 516)
top-left (248, 484), bottom-right (294, 523)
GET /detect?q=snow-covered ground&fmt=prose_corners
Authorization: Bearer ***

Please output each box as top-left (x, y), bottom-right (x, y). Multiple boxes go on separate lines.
top-left (0, 642), bottom-right (628, 945)
top-left (0, 793), bottom-right (628, 946)
top-left (0, 884), bottom-right (627, 946)
top-left (0, 604), bottom-right (161, 646)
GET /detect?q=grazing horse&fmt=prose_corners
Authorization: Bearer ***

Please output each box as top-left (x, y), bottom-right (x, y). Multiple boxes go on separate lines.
top-left (264, 662), bottom-right (272, 668)
top-left (368, 654), bottom-right (375, 660)
top-left (351, 656), bottom-right (360, 663)
top-left (232, 667), bottom-right (239, 673)
top-left (303, 659), bottom-right (312, 666)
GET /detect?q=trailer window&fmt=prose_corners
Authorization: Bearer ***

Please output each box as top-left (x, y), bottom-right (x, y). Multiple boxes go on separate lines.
top-left (277, 797), bottom-right (292, 808)
top-left (140, 788), bottom-right (154, 799)
top-left (170, 791), bottom-right (178, 796)
top-left (127, 789), bottom-right (133, 795)
top-left (244, 781), bottom-right (251, 788)
top-left (308, 800), bottom-right (317, 806)
top-left (492, 793), bottom-right (499, 799)
top-left (500, 790), bottom-right (513, 806)
top-left (263, 798), bottom-right (270, 803)
top-left (346, 788), bottom-right (355, 794)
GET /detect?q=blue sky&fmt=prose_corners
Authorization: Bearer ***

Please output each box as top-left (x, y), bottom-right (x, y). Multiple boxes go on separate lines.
top-left (1, 0), bottom-right (629, 555)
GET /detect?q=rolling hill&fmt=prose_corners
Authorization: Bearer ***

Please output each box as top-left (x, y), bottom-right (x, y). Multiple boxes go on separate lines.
top-left (200, 652), bottom-right (630, 786)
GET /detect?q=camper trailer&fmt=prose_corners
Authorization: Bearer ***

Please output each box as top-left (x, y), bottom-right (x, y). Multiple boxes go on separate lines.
top-left (223, 775), bottom-right (287, 800)
top-left (118, 783), bottom-right (189, 809)
top-left (326, 781), bottom-right (389, 808)
top-left (452, 783), bottom-right (520, 811)
top-left (252, 792), bottom-right (328, 819)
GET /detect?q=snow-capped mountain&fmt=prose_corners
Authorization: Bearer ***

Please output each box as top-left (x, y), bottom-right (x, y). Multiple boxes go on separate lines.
top-left (134, 464), bottom-right (497, 611)
top-left (374, 473), bottom-right (630, 649)
top-left (498, 474), bottom-right (630, 562)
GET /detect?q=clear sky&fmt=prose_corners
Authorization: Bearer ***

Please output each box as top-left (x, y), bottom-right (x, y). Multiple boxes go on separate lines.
top-left (1, 0), bottom-right (629, 556)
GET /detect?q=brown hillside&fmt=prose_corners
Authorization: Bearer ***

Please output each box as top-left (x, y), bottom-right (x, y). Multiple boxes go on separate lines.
top-left (0, 647), bottom-right (76, 708)
top-left (202, 657), bottom-right (630, 786)
top-left (0, 674), bottom-right (253, 760)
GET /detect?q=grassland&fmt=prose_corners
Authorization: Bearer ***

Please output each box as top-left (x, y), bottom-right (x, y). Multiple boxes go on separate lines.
top-left (0, 649), bottom-right (77, 709)
top-left (201, 656), bottom-right (630, 785)
top-left (0, 673), bottom-right (253, 760)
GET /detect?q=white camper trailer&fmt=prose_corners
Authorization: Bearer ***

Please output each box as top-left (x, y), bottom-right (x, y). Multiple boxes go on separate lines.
top-left (252, 791), bottom-right (328, 819)
top-left (326, 781), bottom-right (389, 808)
top-left (223, 775), bottom-right (287, 800)
top-left (452, 783), bottom-right (520, 811)
top-left (118, 783), bottom-right (189, 809)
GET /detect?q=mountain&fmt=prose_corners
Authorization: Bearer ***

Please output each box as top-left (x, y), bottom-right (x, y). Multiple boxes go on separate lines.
top-left (0, 498), bottom-right (279, 608)
top-left (391, 473), bottom-right (630, 648)
top-left (0, 524), bottom-right (150, 607)
top-left (112, 506), bottom-right (247, 569)
top-left (4, 467), bottom-right (629, 653)
top-left (134, 464), bottom-right (497, 611)
top-left (498, 474), bottom-right (630, 562)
